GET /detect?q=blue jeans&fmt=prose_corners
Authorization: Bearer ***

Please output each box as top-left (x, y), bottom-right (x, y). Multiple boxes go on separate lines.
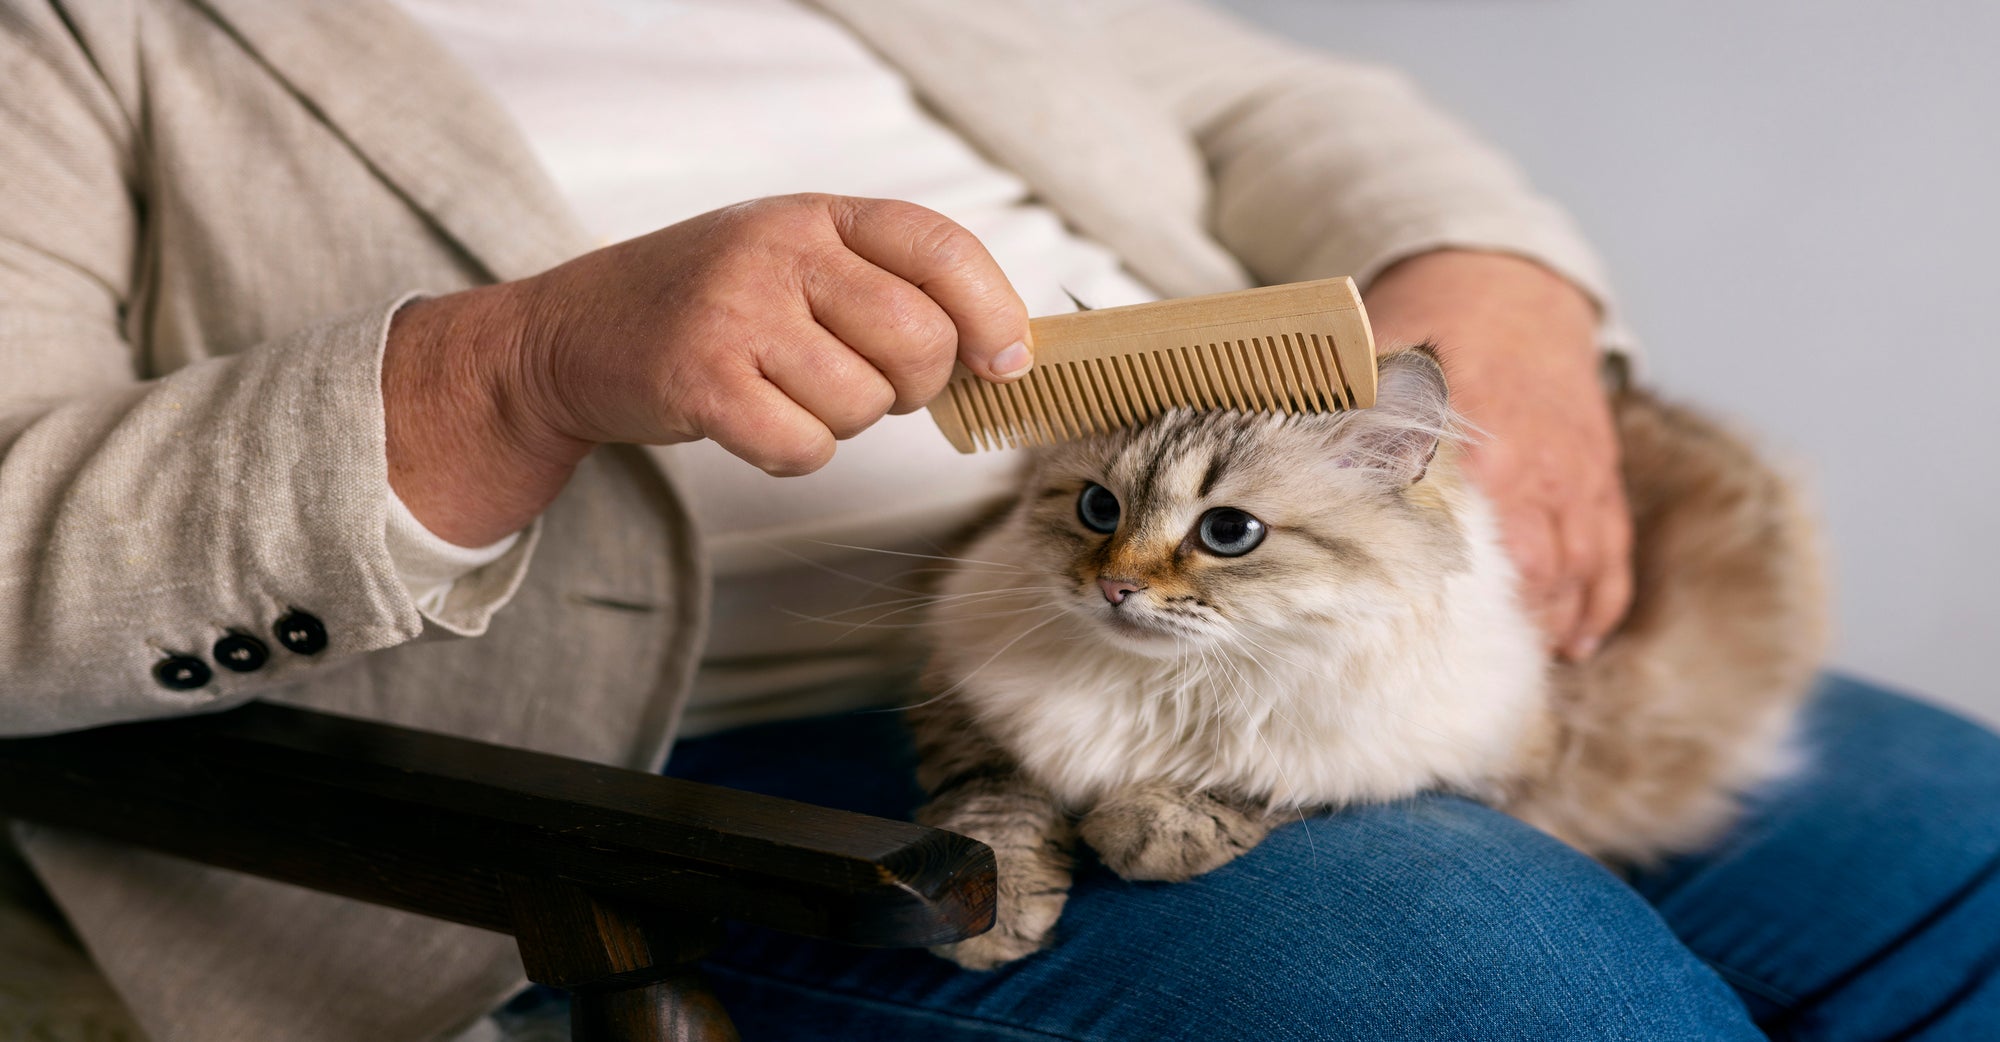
top-left (498, 675), bottom-right (2000, 1040)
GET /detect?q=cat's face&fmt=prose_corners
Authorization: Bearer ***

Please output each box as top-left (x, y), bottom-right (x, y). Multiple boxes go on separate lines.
top-left (1003, 349), bottom-right (1472, 658)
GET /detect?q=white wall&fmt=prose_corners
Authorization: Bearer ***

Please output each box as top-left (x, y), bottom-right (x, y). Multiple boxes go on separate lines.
top-left (1216, 0), bottom-right (2000, 723)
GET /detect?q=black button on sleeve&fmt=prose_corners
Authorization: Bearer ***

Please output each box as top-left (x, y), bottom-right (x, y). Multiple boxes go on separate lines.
top-left (153, 656), bottom-right (212, 691)
top-left (213, 632), bottom-right (270, 672)
top-left (273, 610), bottom-right (328, 655)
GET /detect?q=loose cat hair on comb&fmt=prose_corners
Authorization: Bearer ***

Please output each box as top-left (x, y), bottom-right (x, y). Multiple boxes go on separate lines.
top-left (926, 277), bottom-right (1377, 452)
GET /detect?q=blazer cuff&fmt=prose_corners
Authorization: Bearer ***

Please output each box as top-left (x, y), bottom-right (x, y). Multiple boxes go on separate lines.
top-left (0, 295), bottom-right (436, 733)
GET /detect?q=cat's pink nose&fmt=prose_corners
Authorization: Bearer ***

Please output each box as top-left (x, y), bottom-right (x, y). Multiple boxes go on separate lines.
top-left (1097, 577), bottom-right (1144, 605)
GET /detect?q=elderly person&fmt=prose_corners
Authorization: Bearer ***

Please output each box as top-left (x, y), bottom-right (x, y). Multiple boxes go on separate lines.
top-left (3, 1), bottom-right (1996, 1040)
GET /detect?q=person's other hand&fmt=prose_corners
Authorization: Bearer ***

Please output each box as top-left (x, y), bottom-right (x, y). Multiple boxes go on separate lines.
top-left (1363, 250), bottom-right (1631, 661)
top-left (386, 194), bottom-right (1030, 546)
top-left (509, 193), bottom-right (1031, 474)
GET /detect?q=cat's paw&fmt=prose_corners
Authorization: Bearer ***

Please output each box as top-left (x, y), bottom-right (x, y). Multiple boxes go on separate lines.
top-left (929, 870), bottom-right (1070, 970)
top-left (917, 781), bottom-right (1076, 970)
top-left (1080, 785), bottom-right (1272, 882)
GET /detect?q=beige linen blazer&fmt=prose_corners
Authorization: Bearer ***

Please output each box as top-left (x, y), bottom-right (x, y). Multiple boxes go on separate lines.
top-left (0, 1), bottom-right (1615, 1038)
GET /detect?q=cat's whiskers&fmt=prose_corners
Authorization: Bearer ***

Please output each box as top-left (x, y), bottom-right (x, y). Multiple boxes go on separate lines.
top-left (1190, 646), bottom-right (1236, 772)
top-left (896, 565), bottom-right (1046, 579)
top-left (888, 609), bottom-right (1072, 714)
top-left (793, 604), bottom-right (1064, 634)
top-left (806, 584), bottom-right (1051, 617)
top-left (789, 585), bottom-right (1058, 632)
top-left (1200, 641), bottom-right (1319, 857)
top-left (1165, 642), bottom-right (1210, 746)
top-left (803, 540), bottom-right (1027, 572)
top-left (753, 537), bottom-right (1062, 636)
top-left (1218, 648), bottom-right (1324, 784)
top-left (744, 536), bottom-right (948, 598)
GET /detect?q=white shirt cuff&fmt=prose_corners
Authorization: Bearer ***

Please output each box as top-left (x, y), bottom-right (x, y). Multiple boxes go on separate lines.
top-left (386, 489), bottom-right (527, 634)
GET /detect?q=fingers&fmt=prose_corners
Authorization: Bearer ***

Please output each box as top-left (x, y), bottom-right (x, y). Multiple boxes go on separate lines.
top-left (760, 324), bottom-right (900, 440)
top-left (1496, 484), bottom-right (1633, 661)
top-left (1501, 503), bottom-right (1573, 653)
top-left (804, 253), bottom-right (960, 414)
top-left (698, 374), bottom-right (838, 477)
top-left (825, 196), bottom-right (1033, 383)
top-left (1544, 509), bottom-right (1594, 659)
top-left (1540, 488), bottom-right (1635, 662)
top-left (1567, 491), bottom-right (1635, 660)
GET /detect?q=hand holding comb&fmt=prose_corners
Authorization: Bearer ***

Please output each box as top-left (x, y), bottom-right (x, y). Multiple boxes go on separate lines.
top-left (927, 276), bottom-right (1378, 452)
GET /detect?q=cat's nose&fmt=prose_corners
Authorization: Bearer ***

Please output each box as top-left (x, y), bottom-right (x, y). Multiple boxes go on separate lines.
top-left (1097, 577), bottom-right (1145, 605)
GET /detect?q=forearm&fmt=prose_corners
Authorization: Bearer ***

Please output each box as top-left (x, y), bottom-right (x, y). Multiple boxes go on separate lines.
top-left (382, 283), bottom-right (594, 548)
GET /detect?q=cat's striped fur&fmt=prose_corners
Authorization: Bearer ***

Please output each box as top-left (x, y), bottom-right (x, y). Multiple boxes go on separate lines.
top-left (912, 347), bottom-right (1827, 970)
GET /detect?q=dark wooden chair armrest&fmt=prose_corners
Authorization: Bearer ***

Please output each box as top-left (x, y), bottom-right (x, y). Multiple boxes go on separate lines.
top-left (0, 701), bottom-right (995, 1041)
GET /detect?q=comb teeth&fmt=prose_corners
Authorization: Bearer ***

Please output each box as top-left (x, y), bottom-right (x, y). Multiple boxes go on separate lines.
top-left (941, 333), bottom-right (1363, 451)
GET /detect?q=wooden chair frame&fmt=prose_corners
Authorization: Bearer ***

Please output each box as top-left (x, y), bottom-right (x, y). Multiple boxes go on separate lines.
top-left (0, 701), bottom-right (996, 1041)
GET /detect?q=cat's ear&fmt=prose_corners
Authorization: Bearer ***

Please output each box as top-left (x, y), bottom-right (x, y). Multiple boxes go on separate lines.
top-left (1332, 345), bottom-right (1453, 486)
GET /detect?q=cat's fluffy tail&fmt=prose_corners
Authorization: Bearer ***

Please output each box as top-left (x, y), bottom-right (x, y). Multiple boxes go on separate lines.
top-left (1503, 389), bottom-right (1831, 866)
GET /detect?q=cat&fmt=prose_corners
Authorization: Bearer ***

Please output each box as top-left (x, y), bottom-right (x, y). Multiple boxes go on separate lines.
top-left (908, 345), bottom-right (1828, 970)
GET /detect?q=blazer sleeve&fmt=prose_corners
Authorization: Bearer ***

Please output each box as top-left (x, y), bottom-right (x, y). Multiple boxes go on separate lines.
top-left (1085, 0), bottom-right (1634, 353)
top-left (0, 5), bottom-right (530, 734)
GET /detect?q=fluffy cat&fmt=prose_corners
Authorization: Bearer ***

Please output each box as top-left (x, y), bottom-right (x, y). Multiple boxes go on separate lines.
top-left (910, 346), bottom-right (1827, 970)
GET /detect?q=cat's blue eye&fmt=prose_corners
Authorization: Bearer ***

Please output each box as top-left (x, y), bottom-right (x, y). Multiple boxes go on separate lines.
top-left (1077, 483), bottom-right (1121, 534)
top-left (1197, 508), bottom-right (1266, 556)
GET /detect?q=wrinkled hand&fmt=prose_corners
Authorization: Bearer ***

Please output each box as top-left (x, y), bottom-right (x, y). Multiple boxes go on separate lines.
top-left (513, 193), bottom-right (1032, 473)
top-left (1364, 251), bottom-right (1631, 660)
top-left (387, 194), bottom-right (1030, 546)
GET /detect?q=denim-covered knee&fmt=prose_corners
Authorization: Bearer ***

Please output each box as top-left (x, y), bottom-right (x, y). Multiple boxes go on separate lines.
top-left (1043, 796), bottom-right (1761, 1041)
top-left (1637, 676), bottom-right (2000, 1039)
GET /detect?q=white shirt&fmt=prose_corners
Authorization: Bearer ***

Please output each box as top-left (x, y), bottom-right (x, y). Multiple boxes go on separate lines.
top-left (395, 0), bottom-right (1159, 733)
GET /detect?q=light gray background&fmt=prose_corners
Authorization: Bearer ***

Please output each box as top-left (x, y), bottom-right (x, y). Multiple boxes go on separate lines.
top-left (1217, 0), bottom-right (1999, 723)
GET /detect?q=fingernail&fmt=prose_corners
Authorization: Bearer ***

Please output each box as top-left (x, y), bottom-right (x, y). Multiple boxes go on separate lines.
top-left (991, 340), bottom-right (1032, 379)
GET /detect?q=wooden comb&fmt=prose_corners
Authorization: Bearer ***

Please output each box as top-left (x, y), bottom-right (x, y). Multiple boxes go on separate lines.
top-left (927, 276), bottom-right (1376, 452)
